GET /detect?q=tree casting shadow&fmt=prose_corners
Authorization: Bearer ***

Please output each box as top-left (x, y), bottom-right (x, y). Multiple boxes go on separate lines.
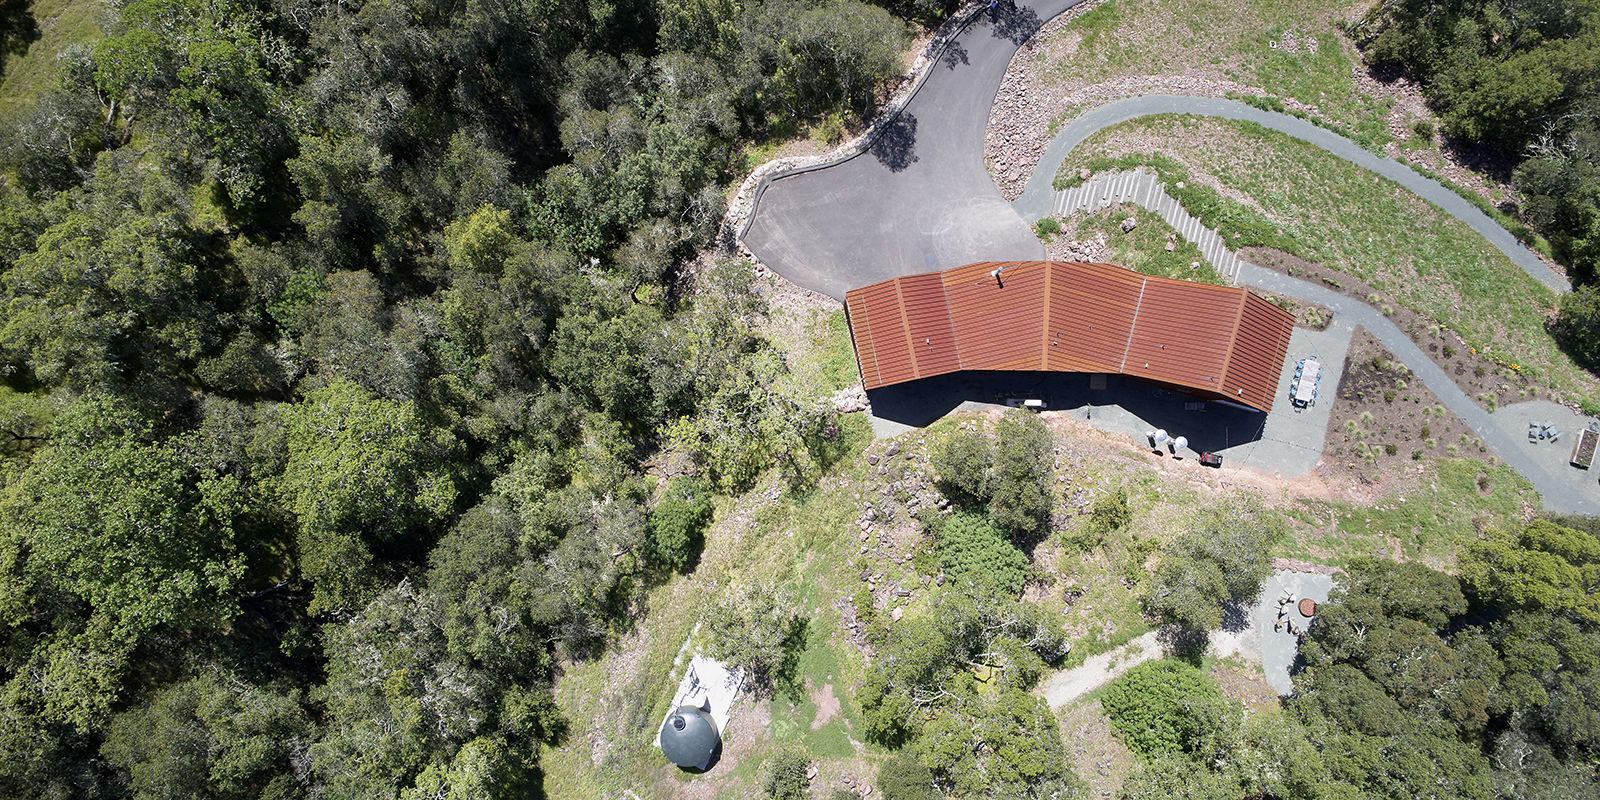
top-left (871, 113), bottom-right (919, 173)
top-left (988, 1), bottom-right (1041, 46)
top-left (0, 0), bottom-right (37, 81)
top-left (942, 39), bottom-right (969, 70)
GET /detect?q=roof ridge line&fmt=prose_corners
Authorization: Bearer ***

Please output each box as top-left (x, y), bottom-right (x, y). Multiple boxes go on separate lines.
top-left (1216, 289), bottom-right (1249, 396)
top-left (1120, 276), bottom-right (1148, 373)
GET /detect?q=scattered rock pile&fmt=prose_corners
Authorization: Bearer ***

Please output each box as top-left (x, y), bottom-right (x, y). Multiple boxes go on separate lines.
top-left (837, 772), bottom-right (875, 797)
top-left (1044, 230), bottom-right (1110, 263)
top-left (984, 8), bottom-right (1339, 200)
top-left (1273, 557), bottom-right (1342, 575)
top-left (832, 385), bottom-right (869, 413)
top-left (844, 437), bottom-right (953, 643)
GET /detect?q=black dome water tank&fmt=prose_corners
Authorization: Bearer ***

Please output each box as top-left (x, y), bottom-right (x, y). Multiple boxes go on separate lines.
top-left (659, 706), bottom-right (719, 768)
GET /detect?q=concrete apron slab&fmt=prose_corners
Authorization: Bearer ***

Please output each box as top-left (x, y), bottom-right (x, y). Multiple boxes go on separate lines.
top-left (864, 323), bottom-right (1354, 491)
top-left (1491, 399), bottom-right (1600, 502)
top-left (1225, 322), bottom-right (1355, 478)
top-left (1254, 570), bottom-right (1335, 696)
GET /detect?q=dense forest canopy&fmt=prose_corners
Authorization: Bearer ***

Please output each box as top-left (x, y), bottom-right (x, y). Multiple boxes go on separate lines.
top-left (0, 0), bottom-right (932, 794)
top-left (1098, 519), bottom-right (1600, 800)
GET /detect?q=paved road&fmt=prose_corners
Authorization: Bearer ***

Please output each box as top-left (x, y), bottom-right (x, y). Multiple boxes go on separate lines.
top-left (740, 0), bottom-right (1093, 300)
top-left (1013, 95), bottom-right (1569, 293)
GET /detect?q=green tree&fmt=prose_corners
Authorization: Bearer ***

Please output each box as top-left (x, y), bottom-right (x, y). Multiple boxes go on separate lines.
top-left (765, 749), bottom-right (810, 800)
top-left (279, 380), bottom-right (458, 614)
top-left (1556, 277), bottom-right (1600, 365)
top-left (918, 687), bottom-right (1076, 798)
top-left (1, 169), bottom-right (208, 390)
top-left (93, 0), bottom-right (294, 202)
top-left (706, 581), bottom-right (799, 687)
top-left (548, 302), bottom-right (661, 426)
top-left (0, 395), bottom-right (245, 729)
top-left (664, 345), bottom-right (831, 491)
top-left (878, 752), bottom-right (936, 800)
top-left (1148, 494), bottom-right (1287, 631)
top-left (987, 411), bottom-right (1053, 536)
top-left (1462, 519), bottom-right (1600, 624)
top-left (102, 673), bottom-right (310, 800)
top-left (859, 586), bottom-right (1068, 748)
top-left (649, 477), bottom-right (712, 571)
top-left (1120, 752), bottom-right (1243, 800)
top-left (310, 580), bottom-right (561, 799)
top-left (1101, 660), bottom-right (1238, 758)
top-left (736, 0), bottom-right (908, 118)
top-left (1089, 487), bottom-right (1132, 534)
top-left (1518, 127), bottom-right (1600, 284)
top-left (932, 425), bottom-right (991, 507)
top-left (443, 205), bottom-right (518, 274)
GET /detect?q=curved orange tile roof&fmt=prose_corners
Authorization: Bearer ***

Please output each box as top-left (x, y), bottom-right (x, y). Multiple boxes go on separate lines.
top-left (844, 261), bottom-right (1295, 412)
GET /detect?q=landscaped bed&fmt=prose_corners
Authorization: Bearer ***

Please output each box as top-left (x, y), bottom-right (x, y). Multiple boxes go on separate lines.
top-left (1246, 247), bottom-right (1559, 413)
top-left (1324, 328), bottom-right (1488, 471)
top-left (1573, 428), bottom-right (1597, 470)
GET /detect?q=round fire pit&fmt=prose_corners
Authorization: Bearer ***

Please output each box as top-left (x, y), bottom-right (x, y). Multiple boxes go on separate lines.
top-left (1298, 598), bottom-right (1317, 617)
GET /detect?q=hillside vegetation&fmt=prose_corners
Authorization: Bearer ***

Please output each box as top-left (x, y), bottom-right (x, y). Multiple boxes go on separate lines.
top-left (0, 0), bottom-right (926, 794)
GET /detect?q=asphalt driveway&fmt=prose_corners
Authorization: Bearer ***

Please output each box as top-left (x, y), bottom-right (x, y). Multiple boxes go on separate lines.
top-left (740, 0), bottom-right (1090, 300)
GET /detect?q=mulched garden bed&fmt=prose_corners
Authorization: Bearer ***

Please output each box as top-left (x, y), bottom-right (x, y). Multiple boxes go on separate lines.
top-left (1323, 328), bottom-right (1490, 474)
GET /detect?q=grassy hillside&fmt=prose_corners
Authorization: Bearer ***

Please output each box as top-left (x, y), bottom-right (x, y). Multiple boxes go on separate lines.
top-left (0, 0), bottom-right (102, 114)
top-left (1052, 115), bottom-right (1593, 406)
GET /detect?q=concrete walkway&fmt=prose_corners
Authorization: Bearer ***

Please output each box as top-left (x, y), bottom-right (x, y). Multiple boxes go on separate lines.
top-left (1240, 265), bottom-right (1600, 515)
top-left (1012, 96), bottom-right (1596, 512)
top-left (1013, 95), bottom-right (1569, 293)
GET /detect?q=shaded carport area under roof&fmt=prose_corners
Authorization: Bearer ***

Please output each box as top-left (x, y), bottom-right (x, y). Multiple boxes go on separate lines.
top-left (844, 261), bottom-right (1295, 413)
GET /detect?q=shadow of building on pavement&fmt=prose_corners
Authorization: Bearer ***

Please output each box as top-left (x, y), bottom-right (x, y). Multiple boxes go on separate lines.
top-left (866, 370), bottom-right (1269, 453)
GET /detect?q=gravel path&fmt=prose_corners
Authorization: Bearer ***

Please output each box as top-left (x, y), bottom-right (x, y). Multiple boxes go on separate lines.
top-left (1034, 631), bottom-right (1163, 709)
top-left (1239, 263), bottom-right (1598, 514)
top-left (1012, 95), bottom-right (1568, 293)
top-left (1009, 100), bottom-right (1595, 511)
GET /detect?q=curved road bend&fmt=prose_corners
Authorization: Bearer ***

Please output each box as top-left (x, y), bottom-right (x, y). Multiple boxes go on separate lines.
top-left (740, 0), bottom-right (1093, 300)
top-left (1013, 95), bottom-right (1570, 293)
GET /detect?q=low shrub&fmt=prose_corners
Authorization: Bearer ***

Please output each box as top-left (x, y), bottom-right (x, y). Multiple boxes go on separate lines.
top-left (765, 749), bottom-right (810, 800)
top-left (938, 513), bottom-right (1028, 596)
top-left (879, 752), bottom-right (936, 800)
top-left (650, 478), bottom-right (713, 571)
top-left (1102, 660), bottom-right (1234, 757)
